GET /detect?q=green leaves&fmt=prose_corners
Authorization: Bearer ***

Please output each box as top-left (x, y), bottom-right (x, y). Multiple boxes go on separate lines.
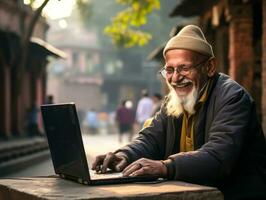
top-left (76, 0), bottom-right (93, 24)
top-left (104, 0), bottom-right (160, 48)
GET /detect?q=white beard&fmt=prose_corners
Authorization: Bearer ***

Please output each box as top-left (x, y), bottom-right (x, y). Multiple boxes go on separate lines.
top-left (165, 80), bottom-right (198, 118)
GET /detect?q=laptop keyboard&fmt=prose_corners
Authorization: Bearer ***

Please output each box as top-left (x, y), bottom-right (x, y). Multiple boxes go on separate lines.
top-left (90, 170), bottom-right (123, 180)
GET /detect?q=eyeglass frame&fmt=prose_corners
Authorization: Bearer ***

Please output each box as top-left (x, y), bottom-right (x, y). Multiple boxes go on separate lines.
top-left (158, 57), bottom-right (213, 78)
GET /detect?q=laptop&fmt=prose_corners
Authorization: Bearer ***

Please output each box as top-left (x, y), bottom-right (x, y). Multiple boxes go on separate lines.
top-left (41, 102), bottom-right (159, 185)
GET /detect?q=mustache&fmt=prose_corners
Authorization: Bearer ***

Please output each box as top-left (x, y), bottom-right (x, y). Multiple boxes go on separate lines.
top-left (170, 79), bottom-right (193, 86)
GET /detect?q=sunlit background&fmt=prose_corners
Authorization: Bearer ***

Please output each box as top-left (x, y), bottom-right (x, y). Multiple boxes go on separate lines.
top-left (1, 0), bottom-right (179, 177)
top-left (24, 0), bottom-right (75, 19)
top-left (1, 0), bottom-right (265, 179)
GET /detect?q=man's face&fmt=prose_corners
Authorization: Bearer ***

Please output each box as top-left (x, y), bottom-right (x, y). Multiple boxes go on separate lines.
top-left (163, 49), bottom-right (214, 116)
top-left (164, 49), bottom-right (209, 97)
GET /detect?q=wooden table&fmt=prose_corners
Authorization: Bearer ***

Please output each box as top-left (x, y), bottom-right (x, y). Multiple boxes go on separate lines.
top-left (0, 176), bottom-right (223, 200)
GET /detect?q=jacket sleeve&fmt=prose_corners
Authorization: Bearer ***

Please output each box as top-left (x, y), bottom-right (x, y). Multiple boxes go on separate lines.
top-left (114, 109), bottom-right (168, 163)
top-left (164, 85), bottom-right (253, 185)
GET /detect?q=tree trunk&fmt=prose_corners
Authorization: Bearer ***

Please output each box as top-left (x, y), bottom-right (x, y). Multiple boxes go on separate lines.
top-left (11, 0), bottom-right (50, 136)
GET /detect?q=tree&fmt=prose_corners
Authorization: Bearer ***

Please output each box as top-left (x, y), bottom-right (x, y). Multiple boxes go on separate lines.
top-left (104, 0), bottom-right (160, 48)
top-left (77, 0), bottom-right (179, 49)
top-left (12, 0), bottom-right (51, 134)
top-left (75, 0), bottom-right (179, 77)
top-left (17, 0), bottom-right (50, 93)
top-left (76, 0), bottom-right (93, 24)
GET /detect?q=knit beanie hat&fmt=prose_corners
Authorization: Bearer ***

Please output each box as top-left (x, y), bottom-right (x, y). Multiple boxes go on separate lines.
top-left (163, 25), bottom-right (214, 58)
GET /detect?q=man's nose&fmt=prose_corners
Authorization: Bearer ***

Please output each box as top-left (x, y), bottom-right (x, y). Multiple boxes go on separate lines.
top-left (171, 71), bottom-right (183, 82)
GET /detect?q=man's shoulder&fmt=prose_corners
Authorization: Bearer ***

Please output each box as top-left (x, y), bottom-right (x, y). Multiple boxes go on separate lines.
top-left (213, 73), bottom-right (253, 102)
top-left (216, 73), bottom-right (239, 88)
top-left (216, 73), bottom-right (248, 94)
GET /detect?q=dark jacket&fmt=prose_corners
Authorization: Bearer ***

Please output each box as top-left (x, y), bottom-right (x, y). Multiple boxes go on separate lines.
top-left (117, 73), bottom-right (266, 199)
top-left (116, 106), bottom-right (134, 125)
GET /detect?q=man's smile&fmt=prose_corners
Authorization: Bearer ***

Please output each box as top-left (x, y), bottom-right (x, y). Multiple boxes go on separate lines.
top-left (171, 80), bottom-right (194, 96)
top-left (175, 82), bottom-right (192, 88)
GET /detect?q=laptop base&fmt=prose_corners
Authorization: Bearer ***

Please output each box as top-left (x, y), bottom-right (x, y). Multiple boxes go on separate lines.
top-left (60, 173), bottom-right (161, 185)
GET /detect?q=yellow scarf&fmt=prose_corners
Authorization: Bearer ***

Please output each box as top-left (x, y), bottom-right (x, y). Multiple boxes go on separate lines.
top-left (180, 80), bottom-right (211, 152)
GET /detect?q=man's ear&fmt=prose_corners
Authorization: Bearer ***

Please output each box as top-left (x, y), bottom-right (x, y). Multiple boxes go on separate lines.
top-left (206, 57), bottom-right (217, 77)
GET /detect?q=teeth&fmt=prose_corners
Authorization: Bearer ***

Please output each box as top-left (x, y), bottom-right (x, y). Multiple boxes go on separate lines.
top-left (171, 81), bottom-right (192, 88)
top-left (180, 81), bottom-right (191, 84)
top-left (176, 82), bottom-right (191, 88)
top-left (176, 84), bottom-right (186, 88)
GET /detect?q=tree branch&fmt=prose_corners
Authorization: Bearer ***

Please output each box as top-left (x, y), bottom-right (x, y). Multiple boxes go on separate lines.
top-left (24, 0), bottom-right (50, 43)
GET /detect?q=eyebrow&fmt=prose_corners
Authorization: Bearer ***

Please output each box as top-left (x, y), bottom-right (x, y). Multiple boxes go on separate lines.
top-left (165, 64), bottom-right (188, 68)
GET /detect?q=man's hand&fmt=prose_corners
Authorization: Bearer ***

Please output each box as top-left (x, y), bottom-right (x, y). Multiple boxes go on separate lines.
top-left (122, 158), bottom-right (167, 178)
top-left (91, 152), bottom-right (128, 173)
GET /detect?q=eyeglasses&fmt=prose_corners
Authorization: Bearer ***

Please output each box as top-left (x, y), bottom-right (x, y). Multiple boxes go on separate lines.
top-left (158, 58), bottom-right (211, 78)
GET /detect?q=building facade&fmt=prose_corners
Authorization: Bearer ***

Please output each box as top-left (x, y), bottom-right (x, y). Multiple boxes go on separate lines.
top-left (0, 0), bottom-right (64, 139)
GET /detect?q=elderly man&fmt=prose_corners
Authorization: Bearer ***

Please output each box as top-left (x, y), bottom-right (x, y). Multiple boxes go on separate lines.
top-left (92, 25), bottom-right (266, 199)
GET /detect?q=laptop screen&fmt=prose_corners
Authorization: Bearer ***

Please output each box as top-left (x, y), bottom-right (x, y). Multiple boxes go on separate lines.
top-left (41, 103), bottom-right (90, 180)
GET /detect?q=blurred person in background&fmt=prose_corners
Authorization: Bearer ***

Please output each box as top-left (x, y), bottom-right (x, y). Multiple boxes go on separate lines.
top-left (142, 93), bottom-right (163, 128)
top-left (92, 25), bottom-right (266, 200)
top-left (116, 100), bottom-right (135, 143)
top-left (26, 103), bottom-right (40, 137)
top-left (151, 93), bottom-right (163, 116)
top-left (107, 111), bottom-right (117, 135)
top-left (135, 89), bottom-right (153, 128)
top-left (98, 110), bottom-right (109, 135)
top-left (86, 108), bottom-right (99, 134)
top-left (45, 95), bottom-right (54, 104)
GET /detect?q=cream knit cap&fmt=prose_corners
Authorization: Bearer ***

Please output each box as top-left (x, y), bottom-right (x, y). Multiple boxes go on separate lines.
top-left (163, 25), bottom-right (214, 58)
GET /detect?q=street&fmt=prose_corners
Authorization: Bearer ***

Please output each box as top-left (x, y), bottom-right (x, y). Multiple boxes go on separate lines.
top-left (3, 133), bottom-right (132, 178)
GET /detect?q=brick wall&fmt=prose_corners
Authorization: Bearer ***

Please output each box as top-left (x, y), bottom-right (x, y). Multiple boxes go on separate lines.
top-left (262, 0), bottom-right (266, 135)
top-left (228, 4), bottom-right (254, 92)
